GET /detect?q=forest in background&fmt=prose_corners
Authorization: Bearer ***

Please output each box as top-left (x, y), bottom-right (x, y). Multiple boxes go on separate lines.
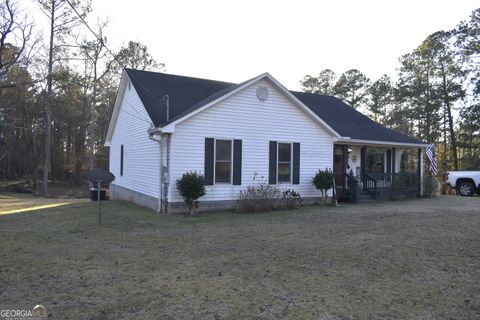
top-left (0, 0), bottom-right (164, 193)
top-left (0, 0), bottom-right (479, 194)
top-left (300, 8), bottom-right (480, 174)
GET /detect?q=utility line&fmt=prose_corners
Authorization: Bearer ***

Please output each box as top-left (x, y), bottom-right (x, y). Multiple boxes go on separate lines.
top-left (65, 0), bottom-right (168, 111)
top-left (120, 107), bottom-right (152, 125)
top-left (65, 0), bottom-right (116, 58)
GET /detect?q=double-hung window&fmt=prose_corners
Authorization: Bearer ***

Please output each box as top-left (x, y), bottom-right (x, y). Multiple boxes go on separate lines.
top-left (215, 139), bottom-right (232, 183)
top-left (205, 138), bottom-right (242, 186)
top-left (277, 143), bottom-right (292, 183)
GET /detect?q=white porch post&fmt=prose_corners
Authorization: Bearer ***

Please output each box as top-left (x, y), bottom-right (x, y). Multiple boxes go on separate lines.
top-left (418, 148), bottom-right (424, 197)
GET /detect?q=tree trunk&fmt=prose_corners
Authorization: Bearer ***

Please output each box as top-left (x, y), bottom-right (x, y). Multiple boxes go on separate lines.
top-left (31, 126), bottom-right (37, 190)
top-left (443, 103), bottom-right (447, 163)
top-left (66, 127), bottom-right (71, 181)
top-left (89, 76), bottom-right (97, 170)
top-left (441, 71), bottom-right (458, 170)
top-left (42, 3), bottom-right (55, 195)
top-left (75, 128), bottom-right (86, 184)
top-left (75, 95), bottom-right (90, 184)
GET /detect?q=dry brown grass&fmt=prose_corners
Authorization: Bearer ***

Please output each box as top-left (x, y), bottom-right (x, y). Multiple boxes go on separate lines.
top-left (0, 195), bottom-right (479, 319)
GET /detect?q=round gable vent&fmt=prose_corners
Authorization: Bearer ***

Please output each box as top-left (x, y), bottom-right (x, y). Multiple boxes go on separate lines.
top-left (256, 86), bottom-right (269, 101)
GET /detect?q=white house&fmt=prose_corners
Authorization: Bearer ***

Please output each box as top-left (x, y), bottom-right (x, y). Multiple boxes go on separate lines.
top-left (105, 69), bottom-right (428, 212)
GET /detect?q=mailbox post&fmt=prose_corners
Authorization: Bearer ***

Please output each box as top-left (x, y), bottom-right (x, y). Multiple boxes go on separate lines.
top-left (97, 181), bottom-right (101, 223)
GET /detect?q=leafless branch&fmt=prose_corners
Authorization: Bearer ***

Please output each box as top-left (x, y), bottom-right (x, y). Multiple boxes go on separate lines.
top-left (0, 0), bottom-right (35, 77)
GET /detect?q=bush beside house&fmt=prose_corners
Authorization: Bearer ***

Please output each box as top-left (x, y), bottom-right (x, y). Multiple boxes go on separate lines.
top-left (312, 168), bottom-right (334, 202)
top-left (176, 171), bottom-right (206, 215)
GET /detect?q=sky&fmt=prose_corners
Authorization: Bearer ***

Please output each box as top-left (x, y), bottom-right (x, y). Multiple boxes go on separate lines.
top-left (32, 0), bottom-right (479, 90)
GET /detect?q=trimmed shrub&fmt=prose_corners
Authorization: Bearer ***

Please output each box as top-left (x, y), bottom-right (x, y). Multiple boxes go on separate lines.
top-left (312, 168), bottom-right (334, 200)
top-left (176, 171), bottom-right (206, 215)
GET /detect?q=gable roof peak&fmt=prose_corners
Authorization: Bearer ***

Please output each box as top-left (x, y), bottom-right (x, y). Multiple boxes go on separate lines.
top-left (107, 69), bottom-right (425, 146)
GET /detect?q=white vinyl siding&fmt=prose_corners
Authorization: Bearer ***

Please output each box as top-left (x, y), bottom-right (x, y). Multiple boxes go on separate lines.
top-left (109, 79), bottom-right (160, 198)
top-left (169, 78), bottom-right (334, 202)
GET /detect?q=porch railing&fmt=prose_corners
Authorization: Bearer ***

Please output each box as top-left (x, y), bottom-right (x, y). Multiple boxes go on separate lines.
top-left (363, 172), bottom-right (418, 199)
top-left (366, 173), bottom-right (417, 189)
top-left (345, 173), bottom-right (358, 203)
top-left (334, 172), bottom-right (419, 202)
top-left (364, 173), bottom-right (377, 199)
top-left (333, 173), bottom-right (359, 203)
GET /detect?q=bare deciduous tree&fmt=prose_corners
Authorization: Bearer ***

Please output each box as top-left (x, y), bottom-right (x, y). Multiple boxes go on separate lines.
top-left (79, 19), bottom-right (114, 170)
top-left (0, 0), bottom-right (33, 78)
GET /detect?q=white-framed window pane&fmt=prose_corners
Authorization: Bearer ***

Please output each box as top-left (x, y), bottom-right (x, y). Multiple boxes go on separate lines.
top-left (216, 140), bottom-right (232, 161)
top-left (278, 143), bottom-right (291, 162)
top-left (278, 143), bottom-right (291, 183)
top-left (215, 140), bottom-right (232, 183)
top-left (278, 163), bottom-right (291, 183)
top-left (215, 161), bottom-right (231, 182)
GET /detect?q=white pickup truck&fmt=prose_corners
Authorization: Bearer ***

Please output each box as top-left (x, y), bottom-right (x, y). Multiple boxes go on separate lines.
top-left (446, 171), bottom-right (480, 196)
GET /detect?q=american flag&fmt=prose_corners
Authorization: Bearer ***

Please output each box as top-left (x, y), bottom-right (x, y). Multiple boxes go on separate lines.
top-left (426, 144), bottom-right (438, 175)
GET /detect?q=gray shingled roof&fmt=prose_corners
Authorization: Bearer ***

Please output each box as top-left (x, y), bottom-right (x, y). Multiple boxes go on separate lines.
top-left (291, 91), bottom-right (424, 144)
top-left (125, 69), bottom-right (425, 145)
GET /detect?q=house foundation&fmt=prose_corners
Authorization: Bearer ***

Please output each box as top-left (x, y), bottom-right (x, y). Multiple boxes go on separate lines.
top-left (110, 184), bottom-right (159, 210)
top-left (110, 183), bottom-right (325, 213)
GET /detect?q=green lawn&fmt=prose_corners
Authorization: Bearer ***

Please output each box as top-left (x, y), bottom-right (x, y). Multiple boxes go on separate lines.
top-left (0, 194), bottom-right (479, 319)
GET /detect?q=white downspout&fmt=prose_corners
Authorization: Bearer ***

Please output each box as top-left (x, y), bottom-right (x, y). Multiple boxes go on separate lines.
top-left (164, 133), bottom-right (171, 213)
top-left (148, 132), bottom-right (163, 212)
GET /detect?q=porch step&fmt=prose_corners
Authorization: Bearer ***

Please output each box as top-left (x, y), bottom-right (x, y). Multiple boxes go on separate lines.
top-left (356, 190), bottom-right (375, 203)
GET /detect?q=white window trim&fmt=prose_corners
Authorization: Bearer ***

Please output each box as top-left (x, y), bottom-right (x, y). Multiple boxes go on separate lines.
top-left (214, 138), bottom-right (234, 185)
top-left (277, 142), bottom-right (293, 184)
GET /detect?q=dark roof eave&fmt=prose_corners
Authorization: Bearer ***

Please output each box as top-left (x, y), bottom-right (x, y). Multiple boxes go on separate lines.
top-left (335, 137), bottom-right (428, 147)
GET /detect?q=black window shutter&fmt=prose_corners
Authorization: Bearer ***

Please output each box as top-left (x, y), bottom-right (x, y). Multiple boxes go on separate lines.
top-left (233, 140), bottom-right (242, 185)
top-left (269, 141), bottom-right (277, 184)
top-left (204, 138), bottom-right (214, 185)
top-left (293, 143), bottom-right (300, 184)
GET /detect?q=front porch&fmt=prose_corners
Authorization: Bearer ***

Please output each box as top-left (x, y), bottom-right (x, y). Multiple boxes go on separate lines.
top-left (333, 144), bottom-right (424, 202)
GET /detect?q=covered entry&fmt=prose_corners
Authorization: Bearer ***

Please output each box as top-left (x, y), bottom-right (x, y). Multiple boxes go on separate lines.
top-left (333, 143), bottom-right (425, 201)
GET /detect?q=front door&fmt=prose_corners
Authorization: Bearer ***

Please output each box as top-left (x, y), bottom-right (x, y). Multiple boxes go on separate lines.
top-left (334, 145), bottom-right (345, 189)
